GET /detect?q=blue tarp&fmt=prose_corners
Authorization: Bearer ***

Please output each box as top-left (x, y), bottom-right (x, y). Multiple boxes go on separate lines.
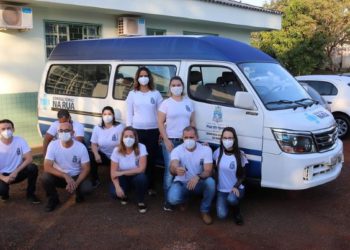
top-left (49, 36), bottom-right (276, 64)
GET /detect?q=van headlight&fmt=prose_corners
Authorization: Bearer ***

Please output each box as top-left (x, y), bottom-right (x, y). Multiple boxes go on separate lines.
top-left (272, 129), bottom-right (316, 154)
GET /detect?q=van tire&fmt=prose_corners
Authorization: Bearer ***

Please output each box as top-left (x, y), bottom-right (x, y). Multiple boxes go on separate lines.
top-left (334, 113), bottom-right (350, 139)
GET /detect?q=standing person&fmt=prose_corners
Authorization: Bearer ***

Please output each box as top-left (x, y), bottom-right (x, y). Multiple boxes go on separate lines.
top-left (158, 76), bottom-right (195, 211)
top-left (213, 127), bottom-right (248, 225)
top-left (0, 119), bottom-right (40, 203)
top-left (110, 126), bottom-right (148, 213)
top-left (42, 122), bottom-right (92, 212)
top-left (168, 126), bottom-right (215, 225)
top-left (43, 109), bottom-right (85, 156)
top-left (126, 66), bottom-right (163, 196)
top-left (90, 106), bottom-right (124, 187)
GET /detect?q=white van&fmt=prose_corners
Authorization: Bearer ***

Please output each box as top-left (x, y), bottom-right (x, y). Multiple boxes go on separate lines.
top-left (38, 36), bottom-right (343, 190)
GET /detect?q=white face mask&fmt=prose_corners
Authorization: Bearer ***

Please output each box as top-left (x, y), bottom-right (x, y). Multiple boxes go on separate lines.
top-left (138, 76), bottom-right (149, 86)
top-left (222, 139), bottom-right (234, 150)
top-left (58, 132), bottom-right (72, 142)
top-left (1, 129), bottom-right (13, 139)
top-left (184, 139), bottom-right (196, 150)
top-left (102, 115), bottom-right (113, 124)
top-left (123, 137), bottom-right (135, 148)
top-left (170, 86), bottom-right (183, 96)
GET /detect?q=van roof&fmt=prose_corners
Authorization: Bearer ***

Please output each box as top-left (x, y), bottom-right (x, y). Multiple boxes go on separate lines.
top-left (49, 35), bottom-right (276, 63)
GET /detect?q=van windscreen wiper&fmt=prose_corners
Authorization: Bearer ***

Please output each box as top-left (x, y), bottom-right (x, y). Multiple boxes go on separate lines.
top-left (265, 99), bottom-right (304, 110)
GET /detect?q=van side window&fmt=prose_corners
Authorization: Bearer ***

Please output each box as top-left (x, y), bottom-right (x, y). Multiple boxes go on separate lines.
top-left (301, 80), bottom-right (338, 96)
top-left (188, 65), bottom-right (245, 106)
top-left (45, 64), bottom-right (110, 98)
top-left (114, 65), bottom-right (177, 100)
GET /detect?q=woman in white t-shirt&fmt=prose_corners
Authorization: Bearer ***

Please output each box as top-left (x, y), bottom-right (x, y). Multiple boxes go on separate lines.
top-left (90, 106), bottom-right (124, 187)
top-left (126, 67), bottom-right (163, 196)
top-left (158, 76), bottom-right (195, 211)
top-left (213, 127), bottom-right (248, 225)
top-left (110, 126), bottom-right (148, 213)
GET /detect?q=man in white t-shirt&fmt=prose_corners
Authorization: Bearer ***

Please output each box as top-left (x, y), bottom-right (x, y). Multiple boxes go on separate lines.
top-left (168, 126), bottom-right (216, 225)
top-left (42, 109), bottom-right (85, 156)
top-left (0, 119), bottom-right (40, 203)
top-left (42, 122), bottom-right (92, 212)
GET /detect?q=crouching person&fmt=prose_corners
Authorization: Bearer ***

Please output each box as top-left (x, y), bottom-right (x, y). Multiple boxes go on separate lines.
top-left (42, 122), bottom-right (92, 212)
top-left (168, 126), bottom-right (215, 225)
top-left (0, 119), bottom-right (40, 203)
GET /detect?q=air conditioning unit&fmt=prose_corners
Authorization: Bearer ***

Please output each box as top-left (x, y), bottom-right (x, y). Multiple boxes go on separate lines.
top-left (0, 4), bottom-right (33, 30)
top-left (117, 17), bottom-right (145, 36)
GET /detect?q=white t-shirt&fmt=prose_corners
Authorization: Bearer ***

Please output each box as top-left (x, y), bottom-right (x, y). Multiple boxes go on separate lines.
top-left (0, 136), bottom-right (31, 174)
top-left (213, 148), bottom-right (248, 192)
top-left (90, 124), bottom-right (124, 158)
top-left (110, 143), bottom-right (148, 171)
top-left (158, 97), bottom-right (194, 139)
top-left (126, 90), bottom-right (163, 129)
top-left (171, 143), bottom-right (213, 183)
top-left (45, 140), bottom-right (90, 177)
top-left (46, 120), bottom-right (85, 138)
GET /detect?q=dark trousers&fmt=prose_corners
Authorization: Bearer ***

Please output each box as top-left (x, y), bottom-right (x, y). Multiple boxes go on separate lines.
top-left (89, 150), bottom-right (111, 181)
top-left (41, 172), bottom-right (92, 201)
top-left (0, 163), bottom-right (38, 197)
top-left (109, 173), bottom-right (148, 203)
top-left (136, 128), bottom-right (159, 189)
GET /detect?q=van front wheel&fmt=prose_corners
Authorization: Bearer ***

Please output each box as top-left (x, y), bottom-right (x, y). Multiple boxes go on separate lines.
top-left (334, 113), bottom-right (350, 139)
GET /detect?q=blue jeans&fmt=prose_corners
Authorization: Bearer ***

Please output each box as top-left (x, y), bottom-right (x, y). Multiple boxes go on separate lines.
top-left (161, 138), bottom-right (183, 201)
top-left (216, 189), bottom-right (244, 219)
top-left (167, 177), bottom-right (216, 213)
top-left (109, 173), bottom-right (148, 203)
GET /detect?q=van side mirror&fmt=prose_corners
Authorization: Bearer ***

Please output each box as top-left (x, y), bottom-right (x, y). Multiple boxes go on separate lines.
top-left (234, 91), bottom-right (256, 110)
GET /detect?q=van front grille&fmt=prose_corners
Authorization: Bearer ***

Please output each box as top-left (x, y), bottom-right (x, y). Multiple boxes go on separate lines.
top-left (313, 126), bottom-right (338, 152)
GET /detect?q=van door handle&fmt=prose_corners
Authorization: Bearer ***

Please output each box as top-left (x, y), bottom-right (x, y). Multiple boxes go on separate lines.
top-left (327, 101), bottom-right (332, 104)
top-left (246, 111), bottom-right (258, 116)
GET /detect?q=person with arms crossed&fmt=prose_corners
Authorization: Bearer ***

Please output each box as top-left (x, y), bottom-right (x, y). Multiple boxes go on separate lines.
top-left (42, 122), bottom-right (92, 212)
top-left (0, 119), bottom-right (40, 203)
top-left (168, 126), bottom-right (215, 225)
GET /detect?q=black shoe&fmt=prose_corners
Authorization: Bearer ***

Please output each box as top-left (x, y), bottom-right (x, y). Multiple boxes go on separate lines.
top-left (148, 189), bottom-right (157, 196)
top-left (163, 202), bottom-right (174, 212)
top-left (138, 203), bottom-right (147, 213)
top-left (27, 195), bottom-right (41, 204)
top-left (1, 195), bottom-right (9, 202)
top-left (45, 198), bottom-right (60, 212)
top-left (120, 196), bottom-right (128, 205)
top-left (234, 213), bottom-right (244, 225)
top-left (75, 195), bottom-right (85, 203)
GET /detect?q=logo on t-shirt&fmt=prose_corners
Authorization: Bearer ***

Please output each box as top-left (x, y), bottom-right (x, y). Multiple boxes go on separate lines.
top-left (229, 161), bottom-right (236, 170)
top-left (112, 134), bottom-right (117, 141)
top-left (200, 158), bottom-right (204, 171)
top-left (150, 97), bottom-right (155, 104)
top-left (185, 105), bottom-right (191, 112)
top-left (72, 156), bottom-right (78, 163)
top-left (135, 159), bottom-right (139, 167)
top-left (16, 148), bottom-right (21, 155)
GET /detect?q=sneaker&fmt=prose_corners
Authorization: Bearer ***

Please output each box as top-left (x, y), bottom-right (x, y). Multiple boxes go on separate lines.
top-left (201, 212), bottom-right (213, 225)
top-left (75, 195), bottom-right (85, 203)
top-left (138, 203), bottom-right (147, 213)
top-left (120, 196), bottom-right (128, 205)
top-left (234, 213), bottom-right (244, 225)
top-left (1, 195), bottom-right (9, 202)
top-left (163, 202), bottom-right (174, 212)
top-left (92, 179), bottom-right (101, 189)
top-left (27, 195), bottom-right (41, 204)
top-left (148, 189), bottom-right (157, 196)
top-left (45, 198), bottom-right (60, 212)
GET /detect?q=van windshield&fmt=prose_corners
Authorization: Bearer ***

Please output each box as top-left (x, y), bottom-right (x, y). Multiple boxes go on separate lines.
top-left (238, 63), bottom-right (312, 110)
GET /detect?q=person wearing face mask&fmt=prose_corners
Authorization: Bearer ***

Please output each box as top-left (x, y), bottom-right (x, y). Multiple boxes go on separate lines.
top-left (42, 122), bottom-right (92, 212)
top-left (110, 126), bottom-right (148, 213)
top-left (0, 119), bottom-right (40, 203)
top-left (43, 109), bottom-right (85, 157)
top-left (168, 126), bottom-right (215, 225)
top-left (90, 106), bottom-right (124, 187)
top-left (213, 127), bottom-right (248, 225)
top-left (126, 67), bottom-right (163, 196)
top-left (158, 76), bottom-right (195, 211)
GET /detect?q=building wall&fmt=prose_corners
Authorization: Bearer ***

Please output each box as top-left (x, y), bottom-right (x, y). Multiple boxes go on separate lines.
top-left (0, 5), bottom-right (263, 147)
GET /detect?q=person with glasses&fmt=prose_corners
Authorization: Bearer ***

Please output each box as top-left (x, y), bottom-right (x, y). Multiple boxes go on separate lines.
top-left (126, 67), bottom-right (163, 196)
top-left (158, 76), bottom-right (195, 211)
top-left (42, 109), bottom-right (85, 157)
top-left (42, 122), bottom-right (92, 212)
top-left (213, 127), bottom-right (248, 225)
